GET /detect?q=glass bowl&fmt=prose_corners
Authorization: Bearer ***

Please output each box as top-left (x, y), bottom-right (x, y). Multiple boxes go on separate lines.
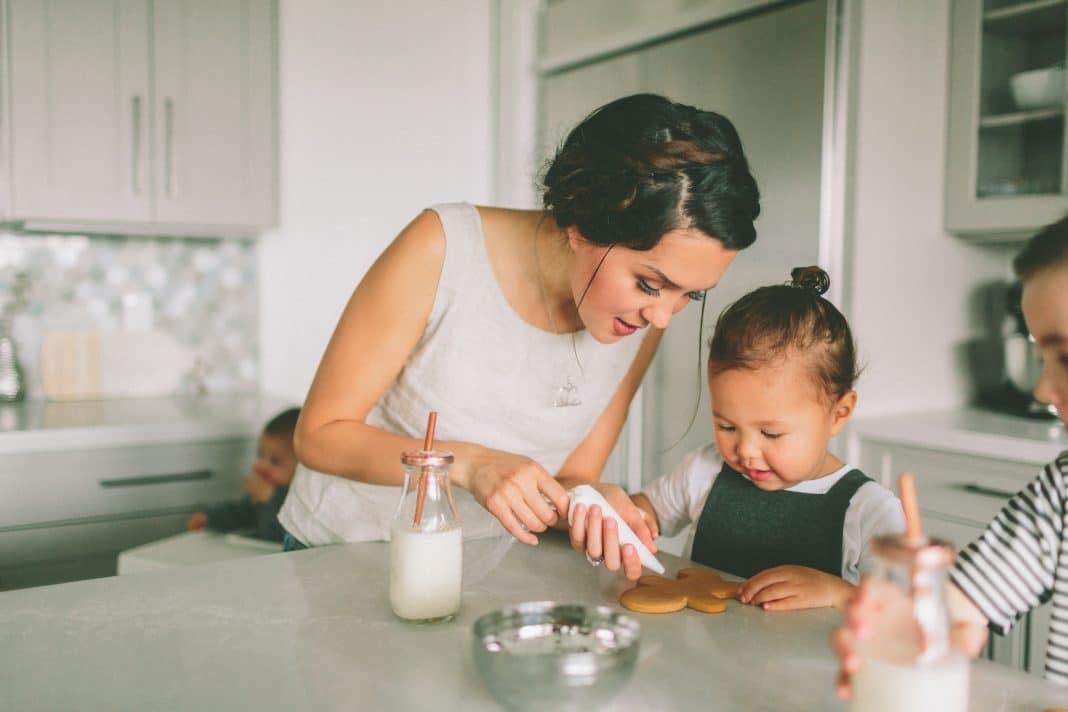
top-left (471, 601), bottom-right (640, 711)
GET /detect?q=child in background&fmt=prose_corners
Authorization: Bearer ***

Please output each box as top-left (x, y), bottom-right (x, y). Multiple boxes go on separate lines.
top-left (834, 214), bottom-right (1068, 689)
top-left (570, 267), bottom-right (905, 611)
top-left (186, 407), bottom-right (301, 543)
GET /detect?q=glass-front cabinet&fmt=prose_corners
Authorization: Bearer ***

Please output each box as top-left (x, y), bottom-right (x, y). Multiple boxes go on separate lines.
top-left (947, 0), bottom-right (1068, 239)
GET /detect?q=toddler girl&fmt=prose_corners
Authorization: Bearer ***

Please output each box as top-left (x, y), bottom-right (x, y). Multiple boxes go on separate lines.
top-left (571, 267), bottom-right (905, 610)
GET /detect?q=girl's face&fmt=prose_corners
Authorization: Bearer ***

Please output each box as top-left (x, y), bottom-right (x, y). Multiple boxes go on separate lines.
top-left (1022, 261), bottom-right (1068, 429)
top-left (253, 433), bottom-right (298, 487)
top-left (708, 353), bottom-right (856, 491)
top-left (567, 227), bottom-right (737, 344)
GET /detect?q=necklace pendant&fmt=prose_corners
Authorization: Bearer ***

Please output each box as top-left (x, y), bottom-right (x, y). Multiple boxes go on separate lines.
top-left (552, 376), bottom-right (582, 408)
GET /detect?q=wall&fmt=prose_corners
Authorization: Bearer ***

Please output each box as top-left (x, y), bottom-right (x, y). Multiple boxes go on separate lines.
top-left (844, 0), bottom-right (1009, 417)
top-left (258, 0), bottom-right (495, 402)
top-left (0, 232), bottom-right (257, 399)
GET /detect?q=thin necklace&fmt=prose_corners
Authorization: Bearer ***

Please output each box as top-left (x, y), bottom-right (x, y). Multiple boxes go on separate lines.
top-left (532, 217), bottom-right (583, 408)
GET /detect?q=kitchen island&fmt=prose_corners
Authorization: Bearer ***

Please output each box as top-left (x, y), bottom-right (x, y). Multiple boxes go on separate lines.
top-left (0, 532), bottom-right (1064, 711)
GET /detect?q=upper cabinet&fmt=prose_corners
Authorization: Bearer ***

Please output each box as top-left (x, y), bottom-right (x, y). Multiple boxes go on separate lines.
top-left (7, 0), bottom-right (277, 237)
top-left (946, 0), bottom-right (1068, 240)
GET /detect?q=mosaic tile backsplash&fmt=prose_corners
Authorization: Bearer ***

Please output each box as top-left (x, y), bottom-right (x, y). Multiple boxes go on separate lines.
top-left (0, 231), bottom-right (258, 399)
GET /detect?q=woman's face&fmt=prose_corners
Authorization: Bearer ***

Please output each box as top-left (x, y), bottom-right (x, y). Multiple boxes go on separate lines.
top-left (1022, 261), bottom-right (1068, 428)
top-left (568, 227), bottom-right (737, 344)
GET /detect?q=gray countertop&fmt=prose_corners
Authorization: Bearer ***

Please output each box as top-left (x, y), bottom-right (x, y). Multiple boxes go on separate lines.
top-left (0, 393), bottom-right (291, 453)
top-left (0, 531), bottom-right (1063, 711)
top-left (851, 408), bottom-right (1068, 464)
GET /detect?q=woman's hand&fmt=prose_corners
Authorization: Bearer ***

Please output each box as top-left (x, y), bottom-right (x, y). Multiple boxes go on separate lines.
top-left (568, 485), bottom-right (658, 580)
top-left (739, 565), bottom-right (855, 611)
top-left (464, 450), bottom-right (570, 546)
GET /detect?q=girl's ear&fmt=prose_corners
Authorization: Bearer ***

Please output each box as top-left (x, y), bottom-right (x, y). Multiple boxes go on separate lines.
top-left (829, 390), bottom-right (858, 436)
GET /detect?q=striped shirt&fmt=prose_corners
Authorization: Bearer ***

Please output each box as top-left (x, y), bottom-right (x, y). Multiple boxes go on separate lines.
top-left (950, 451), bottom-right (1068, 684)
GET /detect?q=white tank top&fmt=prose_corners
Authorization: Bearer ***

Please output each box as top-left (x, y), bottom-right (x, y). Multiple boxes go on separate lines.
top-left (279, 203), bottom-right (644, 545)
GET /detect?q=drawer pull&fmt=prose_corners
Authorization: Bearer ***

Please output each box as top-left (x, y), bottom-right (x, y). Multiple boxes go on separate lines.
top-left (953, 483), bottom-right (1016, 500)
top-left (99, 470), bottom-right (213, 488)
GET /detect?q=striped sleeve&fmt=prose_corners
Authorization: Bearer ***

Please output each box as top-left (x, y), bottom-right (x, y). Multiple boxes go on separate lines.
top-left (949, 453), bottom-right (1067, 636)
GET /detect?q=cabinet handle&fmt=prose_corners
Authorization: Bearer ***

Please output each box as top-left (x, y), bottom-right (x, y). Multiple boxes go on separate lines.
top-left (164, 98), bottom-right (176, 197)
top-left (953, 482), bottom-right (1016, 500)
top-left (131, 95), bottom-right (143, 193)
top-left (99, 470), bottom-right (213, 488)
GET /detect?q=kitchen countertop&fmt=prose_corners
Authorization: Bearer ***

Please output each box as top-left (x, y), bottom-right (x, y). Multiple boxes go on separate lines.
top-left (0, 393), bottom-right (291, 453)
top-left (850, 407), bottom-right (1068, 464)
top-left (0, 531), bottom-right (1063, 711)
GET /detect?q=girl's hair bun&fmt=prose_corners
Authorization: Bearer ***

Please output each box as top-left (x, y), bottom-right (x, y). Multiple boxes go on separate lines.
top-left (790, 266), bottom-right (829, 296)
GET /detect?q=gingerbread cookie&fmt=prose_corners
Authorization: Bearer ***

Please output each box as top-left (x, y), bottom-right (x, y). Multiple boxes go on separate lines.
top-left (620, 567), bottom-right (741, 614)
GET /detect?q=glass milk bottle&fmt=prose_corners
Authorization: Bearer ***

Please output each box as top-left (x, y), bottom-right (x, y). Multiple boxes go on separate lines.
top-left (850, 536), bottom-right (969, 712)
top-left (389, 449), bottom-right (462, 622)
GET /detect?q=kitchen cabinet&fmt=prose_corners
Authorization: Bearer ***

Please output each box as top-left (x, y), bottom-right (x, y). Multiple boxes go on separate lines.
top-left (7, 0), bottom-right (277, 237)
top-left (945, 0), bottom-right (1068, 240)
top-left (0, 436), bottom-right (253, 590)
top-left (853, 431), bottom-right (1053, 677)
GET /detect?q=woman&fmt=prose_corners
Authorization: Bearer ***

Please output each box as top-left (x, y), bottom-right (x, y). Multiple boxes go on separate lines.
top-left (278, 93), bottom-right (761, 549)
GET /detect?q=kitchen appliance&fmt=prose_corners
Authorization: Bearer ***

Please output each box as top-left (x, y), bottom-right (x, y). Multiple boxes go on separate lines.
top-left (980, 281), bottom-right (1057, 419)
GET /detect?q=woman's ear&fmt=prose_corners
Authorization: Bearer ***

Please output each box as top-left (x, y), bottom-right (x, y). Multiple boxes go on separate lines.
top-left (829, 390), bottom-right (858, 436)
top-left (565, 224), bottom-right (583, 252)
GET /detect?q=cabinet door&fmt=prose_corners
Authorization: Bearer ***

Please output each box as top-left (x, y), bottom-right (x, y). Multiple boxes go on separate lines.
top-left (945, 0), bottom-right (1068, 238)
top-left (152, 0), bottom-right (277, 229)
top-left (8, 0), bottom-right (152, 222)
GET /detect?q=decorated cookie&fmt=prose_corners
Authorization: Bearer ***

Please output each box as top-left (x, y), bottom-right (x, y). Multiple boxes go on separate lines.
top-left (620, 567), bottom-right (741, 614)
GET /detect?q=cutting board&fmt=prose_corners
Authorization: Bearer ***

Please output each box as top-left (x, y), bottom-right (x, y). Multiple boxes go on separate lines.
top-left (40, 329), bottom-right (195, 400)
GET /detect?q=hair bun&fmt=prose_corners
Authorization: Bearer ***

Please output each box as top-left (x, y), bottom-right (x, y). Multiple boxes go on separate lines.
top-left (790, 266), bottom-right (830, 296)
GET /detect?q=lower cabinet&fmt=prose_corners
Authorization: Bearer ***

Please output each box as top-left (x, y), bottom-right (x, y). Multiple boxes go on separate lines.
top-left (0, 436), bottom-right (254, 590)
top-left (853, 435), bottom-right (1053, 678)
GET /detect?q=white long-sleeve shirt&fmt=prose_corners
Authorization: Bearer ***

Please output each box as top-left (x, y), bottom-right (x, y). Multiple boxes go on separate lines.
top-left (640, 444), bottom-right (905, 584)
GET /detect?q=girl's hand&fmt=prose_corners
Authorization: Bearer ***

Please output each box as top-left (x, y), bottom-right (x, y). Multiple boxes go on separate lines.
top-left (244, 474), bottom-right (276, 504)
top-left (739, 565), bottom-right (855, 611)
top-left (186, 512), bottom-right (207, 531)
top-left (465, 451), bottom-right (570, 546)
top-left (568, 484), bottom-right (658, 581)
top-left (832, 578), bottom-right (988, 699)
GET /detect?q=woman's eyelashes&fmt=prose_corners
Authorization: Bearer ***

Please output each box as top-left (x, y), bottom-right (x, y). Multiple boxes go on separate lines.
top-left (636, 278), bottom-right (707, 302)
top-left (637, 278), bottom-right (660, 297)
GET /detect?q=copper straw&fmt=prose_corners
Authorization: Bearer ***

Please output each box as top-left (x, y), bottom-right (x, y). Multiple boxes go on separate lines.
top-left (898, 471), bottom-right (923, 542)
top-left (412, 411), bottom-right (438, 527)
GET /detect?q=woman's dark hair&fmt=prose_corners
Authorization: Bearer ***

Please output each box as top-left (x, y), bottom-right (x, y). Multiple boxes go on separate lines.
top-left (264, 407), bottom-right (301, 440)
top-left (1013, 214), bottom-right (1068, 280)
top-left (708, 266), bottom-right (859, 402)
top-left (541, 93), bottom-right (760, 251)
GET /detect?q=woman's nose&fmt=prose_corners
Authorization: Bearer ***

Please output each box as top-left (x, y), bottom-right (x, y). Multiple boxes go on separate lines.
top-left (641, 300), bottom-right (675, 330)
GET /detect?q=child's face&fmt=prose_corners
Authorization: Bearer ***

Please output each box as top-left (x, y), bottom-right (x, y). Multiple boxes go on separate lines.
top-left (253, 433), bottom-right (298, 487)
top-left (708, 353), bottom-right (855, 491)
top-left (1023, 261), bottom-right (1068, 429)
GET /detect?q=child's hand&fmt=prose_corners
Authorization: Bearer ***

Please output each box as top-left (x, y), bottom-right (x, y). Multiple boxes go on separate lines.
top-left (568, 484), bottom-right (658, 581)
top-left (739, 565), bottom-right (855, 611)
top-left (244, 474), bottom-right (276, 504)
top-left (186, 512), bottom-right (207, 531)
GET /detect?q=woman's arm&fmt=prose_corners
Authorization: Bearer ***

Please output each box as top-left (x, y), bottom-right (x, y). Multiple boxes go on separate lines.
top-left (554, 327), bottom-right (663, 488)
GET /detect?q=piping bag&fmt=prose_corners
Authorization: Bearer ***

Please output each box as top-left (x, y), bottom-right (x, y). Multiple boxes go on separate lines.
top-left (566, 485), bottom-right (666, 574)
